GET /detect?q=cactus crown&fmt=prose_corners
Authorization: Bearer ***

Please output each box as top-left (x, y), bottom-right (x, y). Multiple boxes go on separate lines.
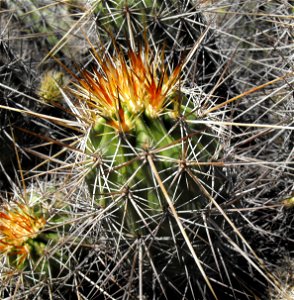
top-left (70, 40), bottom-right (182, 131)
top-left (0, 203), bottom-right (46, 266)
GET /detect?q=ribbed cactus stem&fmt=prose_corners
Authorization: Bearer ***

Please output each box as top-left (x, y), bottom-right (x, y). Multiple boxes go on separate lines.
top-left (72, 37), bottom-right (224, 241)
top-left (85, 109), bottom-right (221, 237)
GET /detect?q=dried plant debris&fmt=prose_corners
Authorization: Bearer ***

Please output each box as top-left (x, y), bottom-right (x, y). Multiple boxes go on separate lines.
top-left (269, 258), bottom-right (294, 300)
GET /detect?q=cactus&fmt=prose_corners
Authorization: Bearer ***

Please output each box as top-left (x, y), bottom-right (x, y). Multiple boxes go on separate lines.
top-left (73, 39), bottom-right (223, 225)
top-left (38, 70), bottom-right (65, 103)
top-left (0, 186), bottom-right (79, 296)
top-left (5, 0), bottom-right (76, 55)
top-left (68, 28), bottom-right (226, 297)
top-left (0, 202), bottom-right (46, 267)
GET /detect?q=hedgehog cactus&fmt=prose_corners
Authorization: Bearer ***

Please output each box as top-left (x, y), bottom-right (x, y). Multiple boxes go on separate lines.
top-left (6, 0), bottom-right (75, 51)
top-left (94, 0), bottom-right (206, 62)
top-left (70, 39), bottom-right (223, 240)
top-left (94, 0), bottom-right (160, 34)
top-left (0, 189), bottom-right (73, 287)
top-left (0, 203), bottom-right (46, 267)
top-left (66, 43), bottom-right (225, 300)
top-left (65, 32), bottom-right (229, 298)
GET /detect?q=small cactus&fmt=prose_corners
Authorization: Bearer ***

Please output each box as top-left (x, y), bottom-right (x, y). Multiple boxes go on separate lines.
top-left (0, 203), bottom-right (46, 267)
top-left (38, 71), bottom-right (65, 103)
top-left (69, 34), bottom-right (225, 297)
top-left (72, 39), bottom-right (223, 225)
top-left (6, 0), bottom-right (76, 53)
top-left (93, 0), bottom-right (210, 71)
top-left (0, 187), bottom-right (76, 292)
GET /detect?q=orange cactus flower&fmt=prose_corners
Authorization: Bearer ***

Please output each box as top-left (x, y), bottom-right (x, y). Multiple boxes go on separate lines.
top-left (71, 41), bottom-right (182, 131)
top-left (0, 204), bottom-right (46, 265)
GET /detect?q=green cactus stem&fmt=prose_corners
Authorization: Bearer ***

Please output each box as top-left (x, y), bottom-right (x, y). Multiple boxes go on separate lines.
top-left (71, 39), bottom-right (224, 238)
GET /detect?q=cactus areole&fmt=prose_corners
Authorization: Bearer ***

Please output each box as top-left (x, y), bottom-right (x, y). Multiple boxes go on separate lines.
top-left (71, 41), bottom-right (222, 236)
